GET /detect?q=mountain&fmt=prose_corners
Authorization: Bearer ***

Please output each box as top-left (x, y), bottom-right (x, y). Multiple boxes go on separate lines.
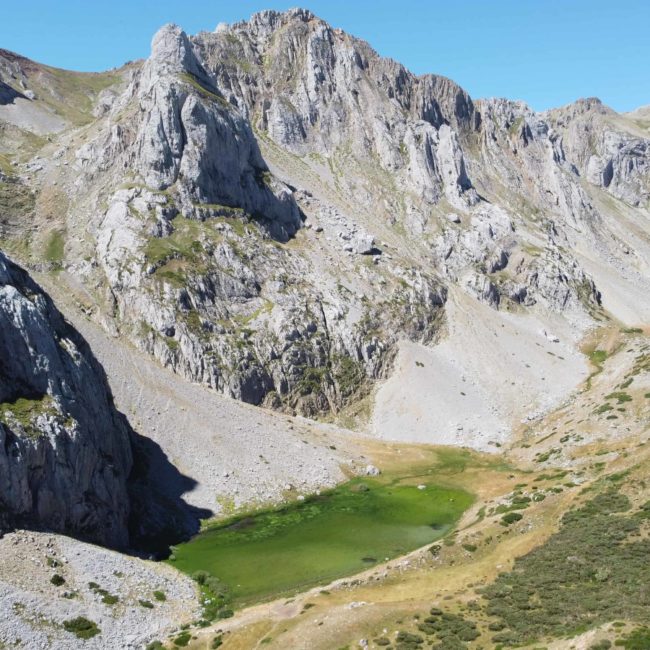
top-left (1, 10), bottom-right (649, 427)
top-left (0, 8), bottom-right (649, 649)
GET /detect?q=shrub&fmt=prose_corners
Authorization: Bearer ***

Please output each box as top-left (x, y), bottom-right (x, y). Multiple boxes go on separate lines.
top-left (192, 570), bottom-right (209, 585)
top-left (589, 640), bottom-right (612, 649)
top-left (139, 599), bottom-right (154, 609)
top-left (50, 574), bottom-right (65, 587)
top-left (616, 627), bottom-right (650, 649)
top-left (500, 512), bottom-right (523, 526)
top-left (396, 631), bottom-right (423, 643)
top-left (483, 490), bottom-right (650, 646)
top-left (173, 631), bottom-right (192, 647)
top-left (63, 617), bottom-right (100, 639)
top-left (153, 590), bottom-right (167, 601)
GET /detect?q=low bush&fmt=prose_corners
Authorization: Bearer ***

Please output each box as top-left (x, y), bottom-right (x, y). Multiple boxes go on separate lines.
top-left (63, 617), bottom-right (100, 639)
top-left (500, 512), bottom-right (523, 526)
top-left (173, 631), bottom-right (192, 647)
top-left (483, 490), bottom-right (650, 645)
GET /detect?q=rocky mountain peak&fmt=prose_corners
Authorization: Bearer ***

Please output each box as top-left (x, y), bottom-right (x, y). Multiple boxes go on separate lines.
top-left (149, 23), bottom-right (205, 77)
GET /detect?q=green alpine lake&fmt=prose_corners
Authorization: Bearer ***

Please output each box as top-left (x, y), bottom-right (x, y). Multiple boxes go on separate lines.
top-left (169, 472), bottom-right (473, 605)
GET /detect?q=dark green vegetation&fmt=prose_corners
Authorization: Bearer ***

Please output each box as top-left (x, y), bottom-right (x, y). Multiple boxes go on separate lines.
top-left (615, 627), bottom-right (650, 648)
top-left (172, 630), bottom-right (192, 647)
top-left (377, 609), bottom-right (480, 649)
top-left (499, 512), bottom-right (523, 526)
top-left (62, 617), bottom-right (100, 639)
top-left (482, 490), bottom-right (650, 646)
top-left (417, 610), bottom-right (479, 647)
top-left (190, 570), bottom-right (233, 621)
top-left (170, 474), bottom-right (472, 604)
top-left (145, 642), bottom-right (164, 650)
top-left (87, 581), bottom-right (119, 605)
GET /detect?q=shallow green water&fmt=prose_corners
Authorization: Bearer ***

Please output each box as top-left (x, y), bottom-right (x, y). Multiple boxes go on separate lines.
top-left (170, 475), bottom-right (473, 605)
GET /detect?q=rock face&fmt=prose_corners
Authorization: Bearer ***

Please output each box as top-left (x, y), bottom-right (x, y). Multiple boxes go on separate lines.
top-left (0, 252), bottom-right (132, 548)
top-left (65, 19), bottom-right (450, 415)
top-left (1, 9), bottom-right (649, 419)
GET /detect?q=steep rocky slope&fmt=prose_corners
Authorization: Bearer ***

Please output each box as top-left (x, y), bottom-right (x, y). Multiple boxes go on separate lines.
top-left (0, 252), bottom-right (132, 547)
top-left (1, 8), bottom-right (649, 434)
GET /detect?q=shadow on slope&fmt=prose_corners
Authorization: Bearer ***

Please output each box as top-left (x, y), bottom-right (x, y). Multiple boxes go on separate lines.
top-left (0, 251), bottom-right (211, 555)
top-left (0, 81), bottom-right (26, 105)
top-left (127, 427), bottom-right (213, 558)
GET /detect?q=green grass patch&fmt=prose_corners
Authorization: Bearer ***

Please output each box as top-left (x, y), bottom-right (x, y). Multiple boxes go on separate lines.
top-left (143, 216), bottom-right (208, 267)
top-left (38, 66), bottom-right (122, 125)
top-left (179, 72), bottom-right (231, 108)
top-left (0, 395), bottom-right (56, 438)
top-left (170, 474), bottom-right (473, 605)
top-left (0, 153), bottom-right (15, 176)
top-left (589, 349), bottom-right (608, 365)
top-left (44, 229), bottom-right (65, 267)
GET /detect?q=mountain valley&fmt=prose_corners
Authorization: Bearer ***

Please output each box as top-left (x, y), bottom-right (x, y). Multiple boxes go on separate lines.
top-left (0, 8), bottom-right (649, 649)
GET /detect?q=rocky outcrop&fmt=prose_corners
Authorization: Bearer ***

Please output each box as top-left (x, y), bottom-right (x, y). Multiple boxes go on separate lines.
top-left (547, 98), bottom-right (650, 207)
top-left (0, 252), bottom-right (132, 548)
top-left (193, 9), bottom-right (480, 211)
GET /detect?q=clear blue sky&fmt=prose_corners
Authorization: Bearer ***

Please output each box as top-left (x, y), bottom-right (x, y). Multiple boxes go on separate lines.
top-left (2, 1), bottom-right (649, 112)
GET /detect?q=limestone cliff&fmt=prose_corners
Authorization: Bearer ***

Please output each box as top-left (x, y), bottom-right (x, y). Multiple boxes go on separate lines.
top-left (0, 252), bottom-right (132, 547)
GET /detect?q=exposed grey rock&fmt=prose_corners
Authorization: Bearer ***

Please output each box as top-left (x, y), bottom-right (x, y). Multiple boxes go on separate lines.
top-left (353, 231), bottom-right (375, 255)
top-left (0, 252), bottom-right (132, 548)
top-left (1, 8), bottom-right (648, 421)
top-left (364, 464), bottom-right (380, 476)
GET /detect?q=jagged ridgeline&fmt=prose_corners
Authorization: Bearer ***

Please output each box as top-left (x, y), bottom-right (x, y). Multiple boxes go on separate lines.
top-left (1, 8), bottom-right (648, 422)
